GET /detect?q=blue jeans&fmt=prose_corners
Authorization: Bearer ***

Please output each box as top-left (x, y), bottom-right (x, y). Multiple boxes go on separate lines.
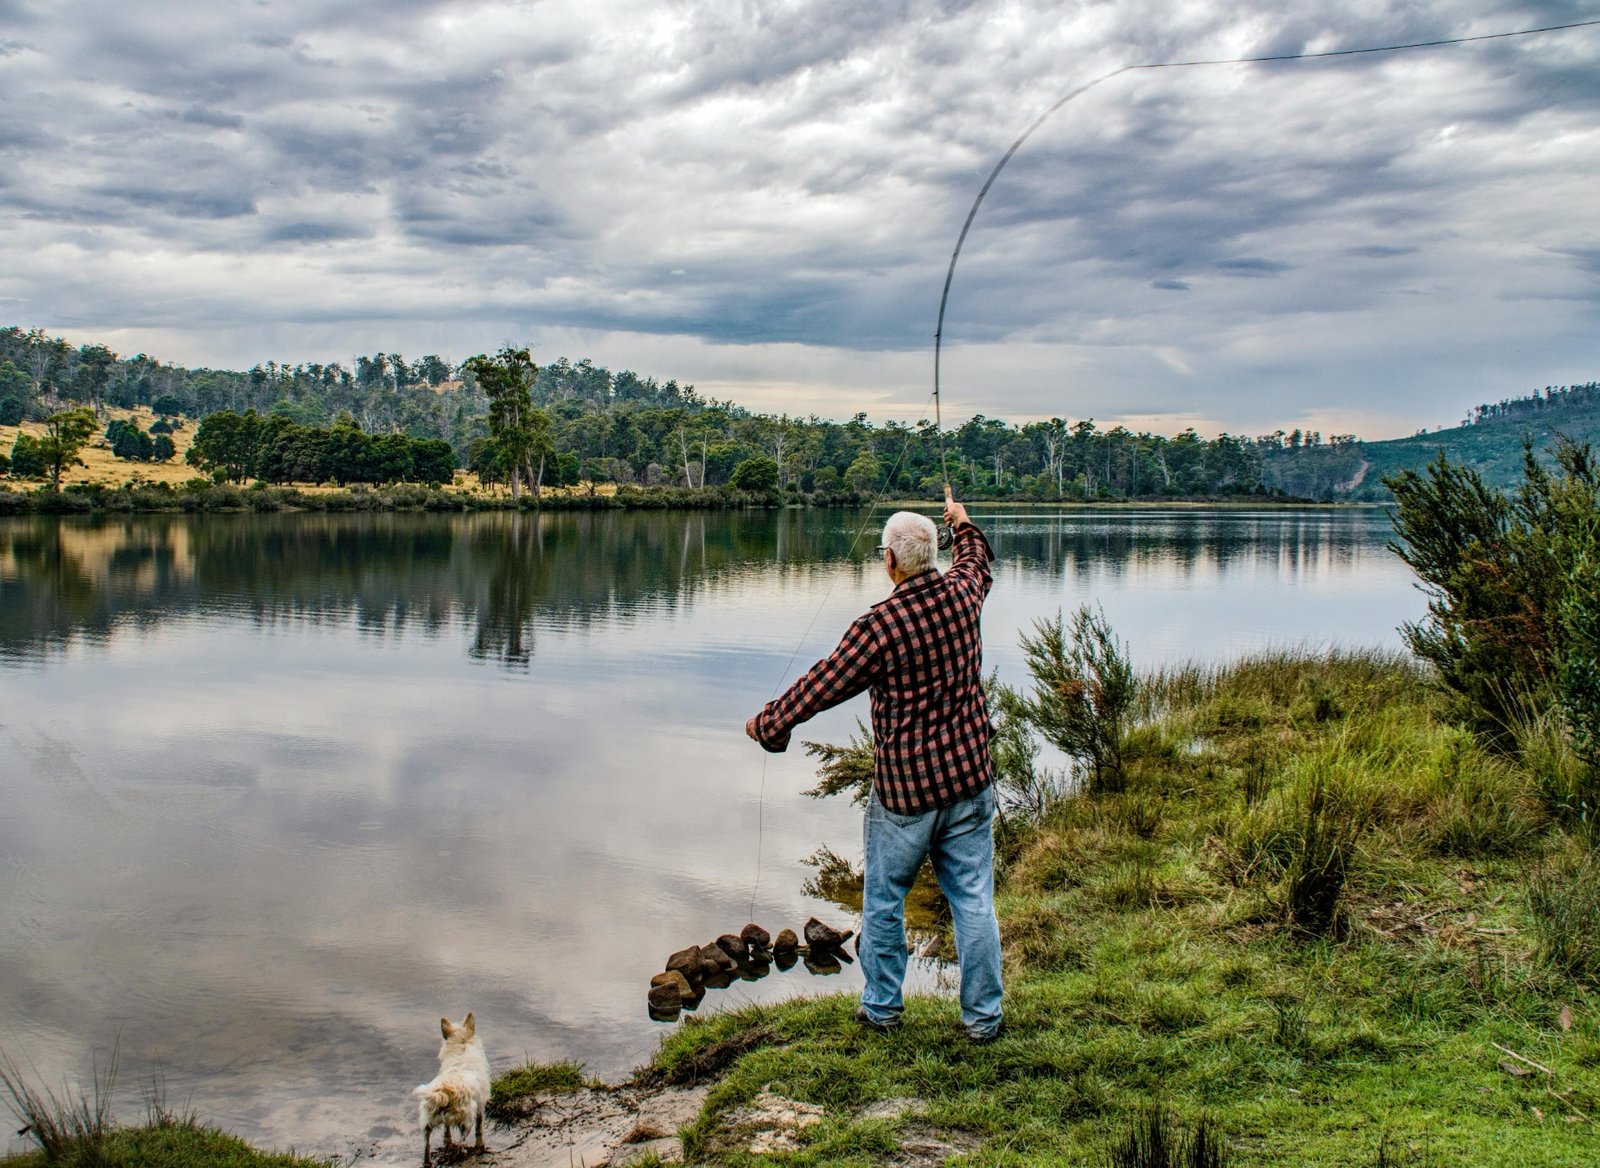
top-left (859, 786), bottom-right (1003, 1037)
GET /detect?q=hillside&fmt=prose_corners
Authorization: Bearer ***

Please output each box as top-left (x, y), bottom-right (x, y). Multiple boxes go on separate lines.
top-left (1355, 387), bottom-right (1600, 497)
top-left (1260, 383), bottom-right (1600, 501)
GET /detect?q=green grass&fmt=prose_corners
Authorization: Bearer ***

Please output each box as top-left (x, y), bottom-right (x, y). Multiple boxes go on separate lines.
top-left (0, 1112), bottom-right (327, 1168)
top-left (640, 650), bottom-right (1600, 1165)
top-left (486, 1058), bottom-right (593, 1121)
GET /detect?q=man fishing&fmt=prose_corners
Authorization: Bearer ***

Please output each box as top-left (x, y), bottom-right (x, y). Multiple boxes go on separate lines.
top-left (745, 487), bottom-right (1002, 1042)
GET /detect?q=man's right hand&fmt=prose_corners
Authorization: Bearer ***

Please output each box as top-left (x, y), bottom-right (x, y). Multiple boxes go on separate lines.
top-left (944, 484), bottom-right (969, 530)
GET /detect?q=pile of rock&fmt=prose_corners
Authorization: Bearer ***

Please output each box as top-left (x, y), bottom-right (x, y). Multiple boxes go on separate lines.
top-left (647, 918), bottom-right (856, 1021)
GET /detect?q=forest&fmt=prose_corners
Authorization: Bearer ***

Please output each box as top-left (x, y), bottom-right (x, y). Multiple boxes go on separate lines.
top-left (2, 325), bottom-right (1594, 502)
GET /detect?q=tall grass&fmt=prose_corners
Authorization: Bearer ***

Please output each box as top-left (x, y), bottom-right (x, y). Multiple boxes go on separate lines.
top-left (0, 1040), bottom-right (118, 1163)
top-left (1106, 1105), bottom-right (1228, 1168)
top-left (1527, 845), bottom-right (1600, 982)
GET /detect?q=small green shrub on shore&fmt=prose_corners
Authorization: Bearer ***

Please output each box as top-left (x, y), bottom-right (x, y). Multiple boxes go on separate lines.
top-left (486, 1059), bottom-right (591, 1122)
top-left (1018, 604), bottom-right (1137, 794)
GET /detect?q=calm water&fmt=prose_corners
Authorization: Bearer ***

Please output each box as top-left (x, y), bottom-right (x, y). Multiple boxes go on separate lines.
top-left (0, 506), bottom-right (1418, 1160)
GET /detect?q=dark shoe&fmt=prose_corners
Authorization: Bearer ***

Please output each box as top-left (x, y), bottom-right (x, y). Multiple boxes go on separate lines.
top-left (853, 1006), bottom-right (903, 1033)
top-left (965, 1020), bottom-right (1003, 1045)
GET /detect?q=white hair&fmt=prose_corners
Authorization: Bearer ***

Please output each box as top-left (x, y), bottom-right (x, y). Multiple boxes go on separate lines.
top-left (882, 511), bottom-right (937, 575)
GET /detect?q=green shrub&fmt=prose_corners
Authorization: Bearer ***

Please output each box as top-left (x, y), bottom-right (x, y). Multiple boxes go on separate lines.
top-left (10, 432), bottom-right (46, 478)
top-left (1018, 604), bottom-right (1137, 794)
top-left (1556, 514), bottom-right (1600, 795)
top-left (729, 455), bottom-right (778, 492)
top-left (1386, 439), bottom-right (1599, 745)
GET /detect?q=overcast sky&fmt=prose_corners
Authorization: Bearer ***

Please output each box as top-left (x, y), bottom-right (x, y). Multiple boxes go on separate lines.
top-left (2, 1), bottom-right (1597, 437)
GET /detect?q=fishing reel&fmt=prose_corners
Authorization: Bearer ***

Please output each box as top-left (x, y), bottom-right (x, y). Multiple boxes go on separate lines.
top-left (937, 524), bottom-right (954, 551)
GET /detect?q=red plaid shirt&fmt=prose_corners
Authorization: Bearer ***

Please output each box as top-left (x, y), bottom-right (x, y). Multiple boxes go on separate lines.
top-left (754, 521), bottom-right (996, 815)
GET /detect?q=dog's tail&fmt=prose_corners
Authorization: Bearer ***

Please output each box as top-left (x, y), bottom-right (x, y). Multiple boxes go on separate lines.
top-left (414, 1082), bottom-right (459, 1121)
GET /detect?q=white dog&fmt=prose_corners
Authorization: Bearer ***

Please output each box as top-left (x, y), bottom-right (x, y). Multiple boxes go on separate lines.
top-left (413, 1013), bottom-right (491, 1165)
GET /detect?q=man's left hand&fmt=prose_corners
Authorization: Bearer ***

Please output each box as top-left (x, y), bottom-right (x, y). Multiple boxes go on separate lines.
top-left (745, 716), bottom-right (759, 742)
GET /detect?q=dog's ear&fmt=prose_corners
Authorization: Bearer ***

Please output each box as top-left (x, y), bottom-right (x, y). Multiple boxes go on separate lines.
top-left (440, 1017), bottom-right (452, 1039)
top-left (462, 1012), bottom-right (475, 1038)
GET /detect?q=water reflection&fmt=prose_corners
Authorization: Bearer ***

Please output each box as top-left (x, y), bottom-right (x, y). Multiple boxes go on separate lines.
top-left (0, 508), bottom-right (1398, 668)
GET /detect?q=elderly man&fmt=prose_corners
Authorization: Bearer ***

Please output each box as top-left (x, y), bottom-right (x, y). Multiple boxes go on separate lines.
top-left (746, 488), bottom-right (1002, 1042)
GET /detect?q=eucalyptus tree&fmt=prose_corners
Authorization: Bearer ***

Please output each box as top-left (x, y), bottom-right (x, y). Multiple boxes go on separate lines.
top-left (463, 345), bottom-right (552, 502)
top-left (39, 407), bottom-right (97, 489)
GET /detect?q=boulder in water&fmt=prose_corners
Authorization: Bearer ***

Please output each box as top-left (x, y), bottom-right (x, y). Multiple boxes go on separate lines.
top-left (773, 928), bottom-right (800, 955)
top-left (666, 946), bottom-right (704, 981)
top-left (740, 923), bottom-right (772, 954)
top-left (805, 917), bottom-right (853, 951)
top-left (700, 943), bottom-right (737, 973)
top-left (715, 933), bottom-right (748, 961)
top-left (648, 981), bottom-right (683, 1012)
top-left (651, 970), bottom-right (693, 997)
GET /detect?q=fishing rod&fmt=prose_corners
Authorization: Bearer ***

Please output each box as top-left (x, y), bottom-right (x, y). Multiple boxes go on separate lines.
top-left (928, 15), bottom-right (1600, 530)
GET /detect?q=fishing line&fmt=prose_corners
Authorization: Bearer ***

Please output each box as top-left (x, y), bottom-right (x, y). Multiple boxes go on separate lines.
top-left (931, 17), bottom-right (1600, 435)
top-left (747, 386), bottom-right (944, 921)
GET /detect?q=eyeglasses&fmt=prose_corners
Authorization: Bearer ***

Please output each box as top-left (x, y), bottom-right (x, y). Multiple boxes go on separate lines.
top-left (874, 544), bottom-right (890, 554)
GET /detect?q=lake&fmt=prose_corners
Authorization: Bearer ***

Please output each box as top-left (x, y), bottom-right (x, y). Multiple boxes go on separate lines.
top-left (0, 505), bottom-right (1420, 1160)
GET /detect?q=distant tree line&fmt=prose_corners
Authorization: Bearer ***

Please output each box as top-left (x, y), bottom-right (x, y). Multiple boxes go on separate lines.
top-left (185, 411), bottom-right (457, 486)
top-left (1463, 382), bottom-right (1600, 428)
top-left (6, 323), bottom-right (1595, 503)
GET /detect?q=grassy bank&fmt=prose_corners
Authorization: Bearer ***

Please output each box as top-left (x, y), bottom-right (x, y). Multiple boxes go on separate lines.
top-left (598, 649), bottom-right (1599, 1165)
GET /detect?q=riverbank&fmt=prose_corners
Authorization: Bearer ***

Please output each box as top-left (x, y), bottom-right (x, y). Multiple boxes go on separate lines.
top-left (9, 650), bottom-right (1590, 1167)
top-left (0, 480), bottom-right (1359, 516)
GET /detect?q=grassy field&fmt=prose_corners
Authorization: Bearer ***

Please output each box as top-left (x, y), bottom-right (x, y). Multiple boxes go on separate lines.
top-left (611, 650), bottom-right (1599, 1165)
top-left (0, 407), bottom-right (629, 498)
top-left (2, 407), bottom-right (200, 488)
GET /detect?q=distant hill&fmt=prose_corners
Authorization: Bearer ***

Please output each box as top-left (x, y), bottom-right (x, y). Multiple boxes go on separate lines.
top-left (1263, 383), bottom-right (1600, 501)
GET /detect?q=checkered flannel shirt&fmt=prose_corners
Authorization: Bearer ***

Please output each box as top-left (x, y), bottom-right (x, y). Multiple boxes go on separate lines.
top-left (753, 520), bottom-right (996, 816)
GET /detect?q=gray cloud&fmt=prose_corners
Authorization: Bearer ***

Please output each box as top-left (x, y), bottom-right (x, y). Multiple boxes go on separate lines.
top-left (1, 0), bottom-right (1597, 436)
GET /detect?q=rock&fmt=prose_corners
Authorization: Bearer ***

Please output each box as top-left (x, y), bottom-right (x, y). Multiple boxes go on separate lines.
top-left (715, 933), bottom-right (748, 961)
top-left (740, 923), bottom-right (772, 953)
top-left (666, 946), bottom-right (704, 981)
top-left (805, 917), bottom-right (854, 950)
top-left (651, 970), bottom-right (693, 997)
top-left (701, 942), bottom-right (737, 972)
top-left (701, 968), bottom-right (733, 990)
top-left (648, 981), bottom-right (683, 1012)
top-left (773, 928), bottom-right (800, 954)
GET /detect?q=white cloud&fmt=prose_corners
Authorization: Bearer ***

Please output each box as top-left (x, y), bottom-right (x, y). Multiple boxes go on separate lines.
top-left (2, 0), bottom-right (1597, 437)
